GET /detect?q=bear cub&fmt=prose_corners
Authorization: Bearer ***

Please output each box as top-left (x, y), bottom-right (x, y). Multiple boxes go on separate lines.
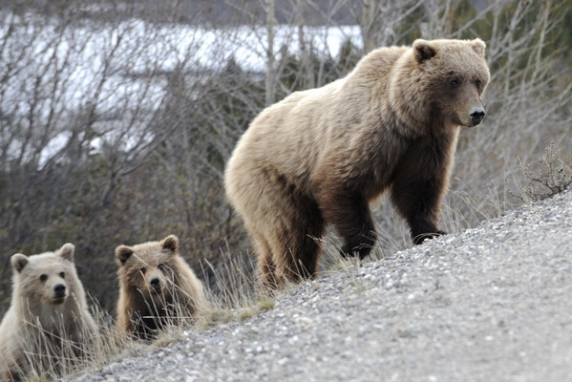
top-left (0, 243), bottom-right (99, 381)
top-left (115, 234), bottom-right (209, 341)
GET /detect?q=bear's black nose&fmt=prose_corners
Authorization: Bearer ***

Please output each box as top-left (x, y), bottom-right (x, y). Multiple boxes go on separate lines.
top-left (54, 284), bottom-right (66, 298)
top-left (150, 277), bottom-right (161, 290)
top-left (470, 107), bottom-right (485, 125)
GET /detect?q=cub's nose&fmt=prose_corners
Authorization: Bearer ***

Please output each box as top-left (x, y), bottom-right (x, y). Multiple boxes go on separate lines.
top-left (150, 277), bottom-right (161, 290)
top-left (470, 106), bottom-right (485, 125)
top-left (54, 284), bottom-right (66, 298)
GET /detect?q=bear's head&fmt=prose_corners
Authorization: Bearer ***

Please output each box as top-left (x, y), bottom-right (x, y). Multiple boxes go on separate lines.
top-left (115, 235), bottom-right (181, 304)
top-left (11, 243), bottom-right (77, 306)
top-left (391, 38), bottom-right (490, 130)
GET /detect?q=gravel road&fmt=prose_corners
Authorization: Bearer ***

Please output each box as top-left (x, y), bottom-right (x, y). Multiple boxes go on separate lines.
top-left (69, 189), bottom-right (572, 382)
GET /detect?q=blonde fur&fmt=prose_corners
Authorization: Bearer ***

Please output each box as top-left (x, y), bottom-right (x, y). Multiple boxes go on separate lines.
top-left (225, 38), bottom-right (490, 290)
top-left (0, 244), bottom-right (99, 381)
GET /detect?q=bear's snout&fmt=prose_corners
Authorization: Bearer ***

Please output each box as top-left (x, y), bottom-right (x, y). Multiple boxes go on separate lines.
top-left (149, 276), bottom-right (161, 292)
top-left (469, 106), bottom-right (485, 125)
top-left (52, 283), bottom-right (67, 302)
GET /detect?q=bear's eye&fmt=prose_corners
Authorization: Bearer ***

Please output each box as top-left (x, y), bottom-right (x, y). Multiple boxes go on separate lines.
top-left (40, 274), bottom-right (48, 282)
top-left (60, 272), bottom-right (65, 279)
top-left (475, 79), bottom-right (482, 87)
top-left (140, 267), bottom-right (147, 275)
top-left (158, 263), bottom-right (166, 272)
top-left (450, 79), bottom-right (461, 88)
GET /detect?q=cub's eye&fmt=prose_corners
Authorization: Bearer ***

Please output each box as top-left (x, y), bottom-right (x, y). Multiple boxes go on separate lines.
top-left (40, 274), bottom-right (48, 282)
top-left (475, 79), bottom-right (482, 87)
top-left (140, 267), bottom-right (147, 275)
top-left (60, 272), bottom-right (65, 278)
top-left (158, 264), bottom-right (166, 272)
top-left (450, 79), bottom-right (461, 88)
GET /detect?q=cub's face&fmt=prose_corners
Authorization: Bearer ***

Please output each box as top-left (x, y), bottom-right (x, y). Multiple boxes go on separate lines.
top-left (115, 235), bottom-right (180, 303)
top-left (11, 243), bottom-right (77, 306)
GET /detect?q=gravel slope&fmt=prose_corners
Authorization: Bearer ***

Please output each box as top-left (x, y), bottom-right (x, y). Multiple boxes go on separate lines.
top-left (69, 190), bottom-right (572, 382)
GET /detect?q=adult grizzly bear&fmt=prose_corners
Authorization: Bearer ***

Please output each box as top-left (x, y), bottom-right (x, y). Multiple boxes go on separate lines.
top-left (0, 244), bottom-right (99, 381)
top-left (225, 38), bottom-right (490, 289)
top-left (115, 235), bottom-right (209, 341)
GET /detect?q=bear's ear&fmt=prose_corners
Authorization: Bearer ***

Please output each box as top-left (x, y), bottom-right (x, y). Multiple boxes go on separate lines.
top-left (11, 253), bottom-right (29, 273)
top-left (413, 39), bottom-right (437, 63)
top-left (469, 38), bottom-right (486, 57)
top-left (115, 245), bottom-right (134, 265)
top-left (58, 243), bottom-right (75, 262)
top-left (162, 235), bottom-right (179, 255)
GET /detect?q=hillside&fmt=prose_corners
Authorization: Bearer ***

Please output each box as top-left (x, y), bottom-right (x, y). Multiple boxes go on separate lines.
top-left (69, 189), bottom-right (572, 382)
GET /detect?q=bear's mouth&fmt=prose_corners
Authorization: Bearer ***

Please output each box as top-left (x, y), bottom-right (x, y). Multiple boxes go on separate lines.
top-left (150, 287), bottom-right (164, 296)
top-left (50, 296), bottom-right (67, 304)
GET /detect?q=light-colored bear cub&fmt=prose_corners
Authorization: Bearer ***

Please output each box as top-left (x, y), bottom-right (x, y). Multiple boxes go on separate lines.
top-left (0, 243), bottom-right (99, 381)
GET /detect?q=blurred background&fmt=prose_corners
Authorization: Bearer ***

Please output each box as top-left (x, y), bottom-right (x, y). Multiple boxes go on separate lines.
top-left (0, 0), bottom-right (570, 316)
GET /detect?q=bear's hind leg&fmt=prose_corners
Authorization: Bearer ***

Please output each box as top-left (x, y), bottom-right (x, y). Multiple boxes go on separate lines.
top-left (270, 191), bottom-right (325, 286)
top-left (241, 168), bottom-right (325, 290)
top-left (252, 233), bottom-right (285, 290)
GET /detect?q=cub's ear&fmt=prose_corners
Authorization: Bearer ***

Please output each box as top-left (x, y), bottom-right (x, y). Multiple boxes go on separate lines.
top-left (162, 235), bottom-right (179, 255)
top-left (470, 38), bottom-right (486, 57)
top-left (59, 243), bottom-right (75, 262)
top-left (115, 245), bottom-right (134, 266)
top-left (413, 39), bottom-right (437, 63)
top-left (11, 253), bottom-right (29, 273)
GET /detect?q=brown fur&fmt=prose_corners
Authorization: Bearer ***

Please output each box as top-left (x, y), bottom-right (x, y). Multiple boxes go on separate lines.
top-left (0, 244), bottom-right (99, 381)
top-left (115, 235), bottom-right (209, 341)
top-left (225, 39), bottom-right (490, 290)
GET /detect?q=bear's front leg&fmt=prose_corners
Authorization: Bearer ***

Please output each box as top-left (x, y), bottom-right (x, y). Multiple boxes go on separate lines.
top-left (389, 131), bottom-right (458, 245)
top-left (412, 230), bottom-right (447, 245)
top-left (317, 189), bottom-right (377, 259)
top-left (390, 176), bottom-right (447, 245)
